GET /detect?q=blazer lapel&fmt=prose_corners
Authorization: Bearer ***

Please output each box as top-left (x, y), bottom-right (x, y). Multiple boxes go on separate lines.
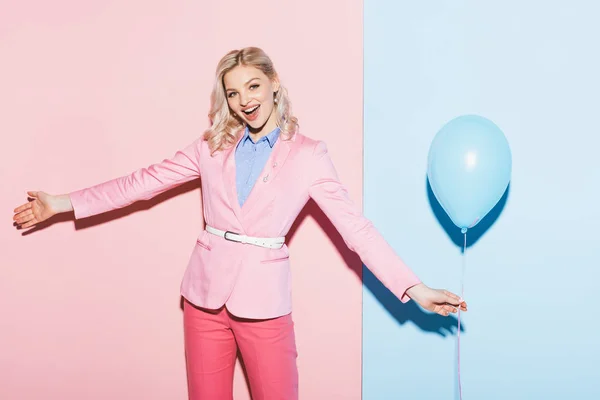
top-left (241, 134), bottom-right (295, 217)
top-left (222, 131), bottom-right (245, 225)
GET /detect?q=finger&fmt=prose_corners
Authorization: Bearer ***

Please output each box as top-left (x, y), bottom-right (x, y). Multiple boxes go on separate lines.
top-left (443, 304), bottom-right (458, 314)
top-left (27, 191), bottom-right (39, 198)
top-left (443, 290), bottom-right (463, 306)
top-left (20, 219), bottom-right (38, 229)
top-left (15, 210), bottom-right (34, 223)
top-left (14, 208), bottom-right (34, 222)
top-left (443, 290), bottom-right (461, 301)
top-left (433, 305), bottom-right (449, 316)
top-left (14, 202), bottom-right (33, 214)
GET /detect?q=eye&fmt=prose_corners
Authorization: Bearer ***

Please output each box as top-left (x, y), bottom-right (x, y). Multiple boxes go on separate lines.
top-left (227, 92), bottom-right (236, 98)
top-left (250, 84), bottom-right (259, 90)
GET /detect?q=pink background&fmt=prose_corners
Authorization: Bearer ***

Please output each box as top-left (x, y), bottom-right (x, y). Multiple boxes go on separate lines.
top-left (0, 1), bottom-right (363, 399)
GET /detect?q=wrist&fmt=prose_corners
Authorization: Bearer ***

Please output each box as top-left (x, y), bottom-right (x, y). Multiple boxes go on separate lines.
top-left (406, 283), bottom-right (425, 299)
top-left (53, 194), bottom-right (74, 214)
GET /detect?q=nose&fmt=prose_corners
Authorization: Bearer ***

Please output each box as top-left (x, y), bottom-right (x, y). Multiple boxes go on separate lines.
top-left (239, 91), bottom-right (250, 107)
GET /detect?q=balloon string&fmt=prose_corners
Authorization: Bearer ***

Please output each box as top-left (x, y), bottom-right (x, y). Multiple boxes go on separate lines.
top-left (457, 232), bottom-right (466, 400)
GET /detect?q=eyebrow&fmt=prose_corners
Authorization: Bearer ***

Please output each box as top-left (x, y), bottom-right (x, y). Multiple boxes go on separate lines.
top-left (225, 77), bottom-right (260, 93)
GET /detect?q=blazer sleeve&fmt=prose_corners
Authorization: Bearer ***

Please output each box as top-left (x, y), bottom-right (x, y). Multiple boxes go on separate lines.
top-left (308, 141), bottom-right (421, 303)
top-left (68, 138), bottom-right (202, 219)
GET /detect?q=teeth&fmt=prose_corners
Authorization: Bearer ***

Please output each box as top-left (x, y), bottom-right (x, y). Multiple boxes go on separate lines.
top-left (244, 105), bottom-right (258, 114)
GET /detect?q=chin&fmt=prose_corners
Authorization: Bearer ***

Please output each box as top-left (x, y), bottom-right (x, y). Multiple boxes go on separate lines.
top-left (246, 120), bottom-right (260, 129)
top-left (245, 118), bottom-right (269, 131)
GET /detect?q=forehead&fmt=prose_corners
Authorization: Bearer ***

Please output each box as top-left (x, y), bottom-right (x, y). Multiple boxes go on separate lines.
top-left (223, 65), bottom-right (267, 89)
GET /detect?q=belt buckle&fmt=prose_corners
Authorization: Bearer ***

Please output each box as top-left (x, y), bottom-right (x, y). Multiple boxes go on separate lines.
top-left (224, 230), bottom-right (241, 243)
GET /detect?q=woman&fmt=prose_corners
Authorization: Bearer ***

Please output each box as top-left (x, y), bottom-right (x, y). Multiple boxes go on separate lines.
top-left (13, 47), bottom-right (467, 400)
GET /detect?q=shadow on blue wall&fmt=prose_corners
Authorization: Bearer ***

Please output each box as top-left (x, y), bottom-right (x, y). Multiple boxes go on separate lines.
top-left (360, 179), bottom-right (509, 338)
top-left (362, 267), bottom-right (462, 337)
top-left (426, 176), bottom-right (511, 251)
top-left (288, 200), bottom-right (461, 336)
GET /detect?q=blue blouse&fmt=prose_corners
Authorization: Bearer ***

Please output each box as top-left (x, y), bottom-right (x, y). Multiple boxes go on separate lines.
top-left (235, 126), bottom-right (281, 207)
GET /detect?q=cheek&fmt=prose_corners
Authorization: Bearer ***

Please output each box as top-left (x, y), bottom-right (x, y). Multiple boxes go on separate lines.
top-left (227, 99), bottom-right (239, 112)
top-left (260, 98), bottom-right (274, 111)
top-left (257, 87), bottom-right (273, 103)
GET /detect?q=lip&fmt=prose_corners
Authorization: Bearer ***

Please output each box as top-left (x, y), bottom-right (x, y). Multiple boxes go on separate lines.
top-left (241, 104), bottom-right (259, 112)
top-left (242, 104), bottom-right (260, 122)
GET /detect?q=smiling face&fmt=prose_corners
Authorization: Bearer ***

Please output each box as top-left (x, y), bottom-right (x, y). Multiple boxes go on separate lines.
top-left (223, 65), bottom-right (280, 137)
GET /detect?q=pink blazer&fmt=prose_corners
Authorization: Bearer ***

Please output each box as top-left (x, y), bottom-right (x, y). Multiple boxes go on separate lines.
top-left (69, 131), bottom-right (421, 319)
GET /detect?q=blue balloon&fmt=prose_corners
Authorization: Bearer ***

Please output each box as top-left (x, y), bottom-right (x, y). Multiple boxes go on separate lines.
top-left (427, 115), bottom-right (511, 233)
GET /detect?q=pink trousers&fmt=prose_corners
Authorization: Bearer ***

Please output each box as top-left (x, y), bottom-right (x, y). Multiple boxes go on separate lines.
top-left (183, 300), bottom-right (299, 400)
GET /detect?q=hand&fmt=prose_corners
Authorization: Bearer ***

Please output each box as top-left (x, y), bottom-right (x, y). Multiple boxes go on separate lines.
top-left (406, 283), bottom-right (467, 316)
top-left (13, 191), bottom-right (72, 229)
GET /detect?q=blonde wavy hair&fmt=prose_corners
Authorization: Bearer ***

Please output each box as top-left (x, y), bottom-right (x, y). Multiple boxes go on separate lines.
top-left (203, 47), bottom-right (299, 154)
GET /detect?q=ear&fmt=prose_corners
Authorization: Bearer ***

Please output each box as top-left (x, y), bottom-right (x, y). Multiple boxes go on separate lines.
top-left (272, 77), bottom-right (281, 93)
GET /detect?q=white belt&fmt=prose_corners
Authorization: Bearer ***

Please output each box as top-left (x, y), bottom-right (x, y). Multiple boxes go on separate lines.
top-left (205, 225), bottom-right (285, 249)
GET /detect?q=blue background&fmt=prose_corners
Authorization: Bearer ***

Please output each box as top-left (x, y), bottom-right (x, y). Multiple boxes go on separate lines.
top-left (362, 1), bottom-right (600, 399)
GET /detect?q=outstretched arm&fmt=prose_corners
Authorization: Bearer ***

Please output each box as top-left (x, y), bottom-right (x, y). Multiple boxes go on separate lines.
top-left (68, 138), bottom-right (202, 219)
top-left (307, 141), bottom-right (467, 315)
top-left (13, 138), bottom-right (202, 228)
